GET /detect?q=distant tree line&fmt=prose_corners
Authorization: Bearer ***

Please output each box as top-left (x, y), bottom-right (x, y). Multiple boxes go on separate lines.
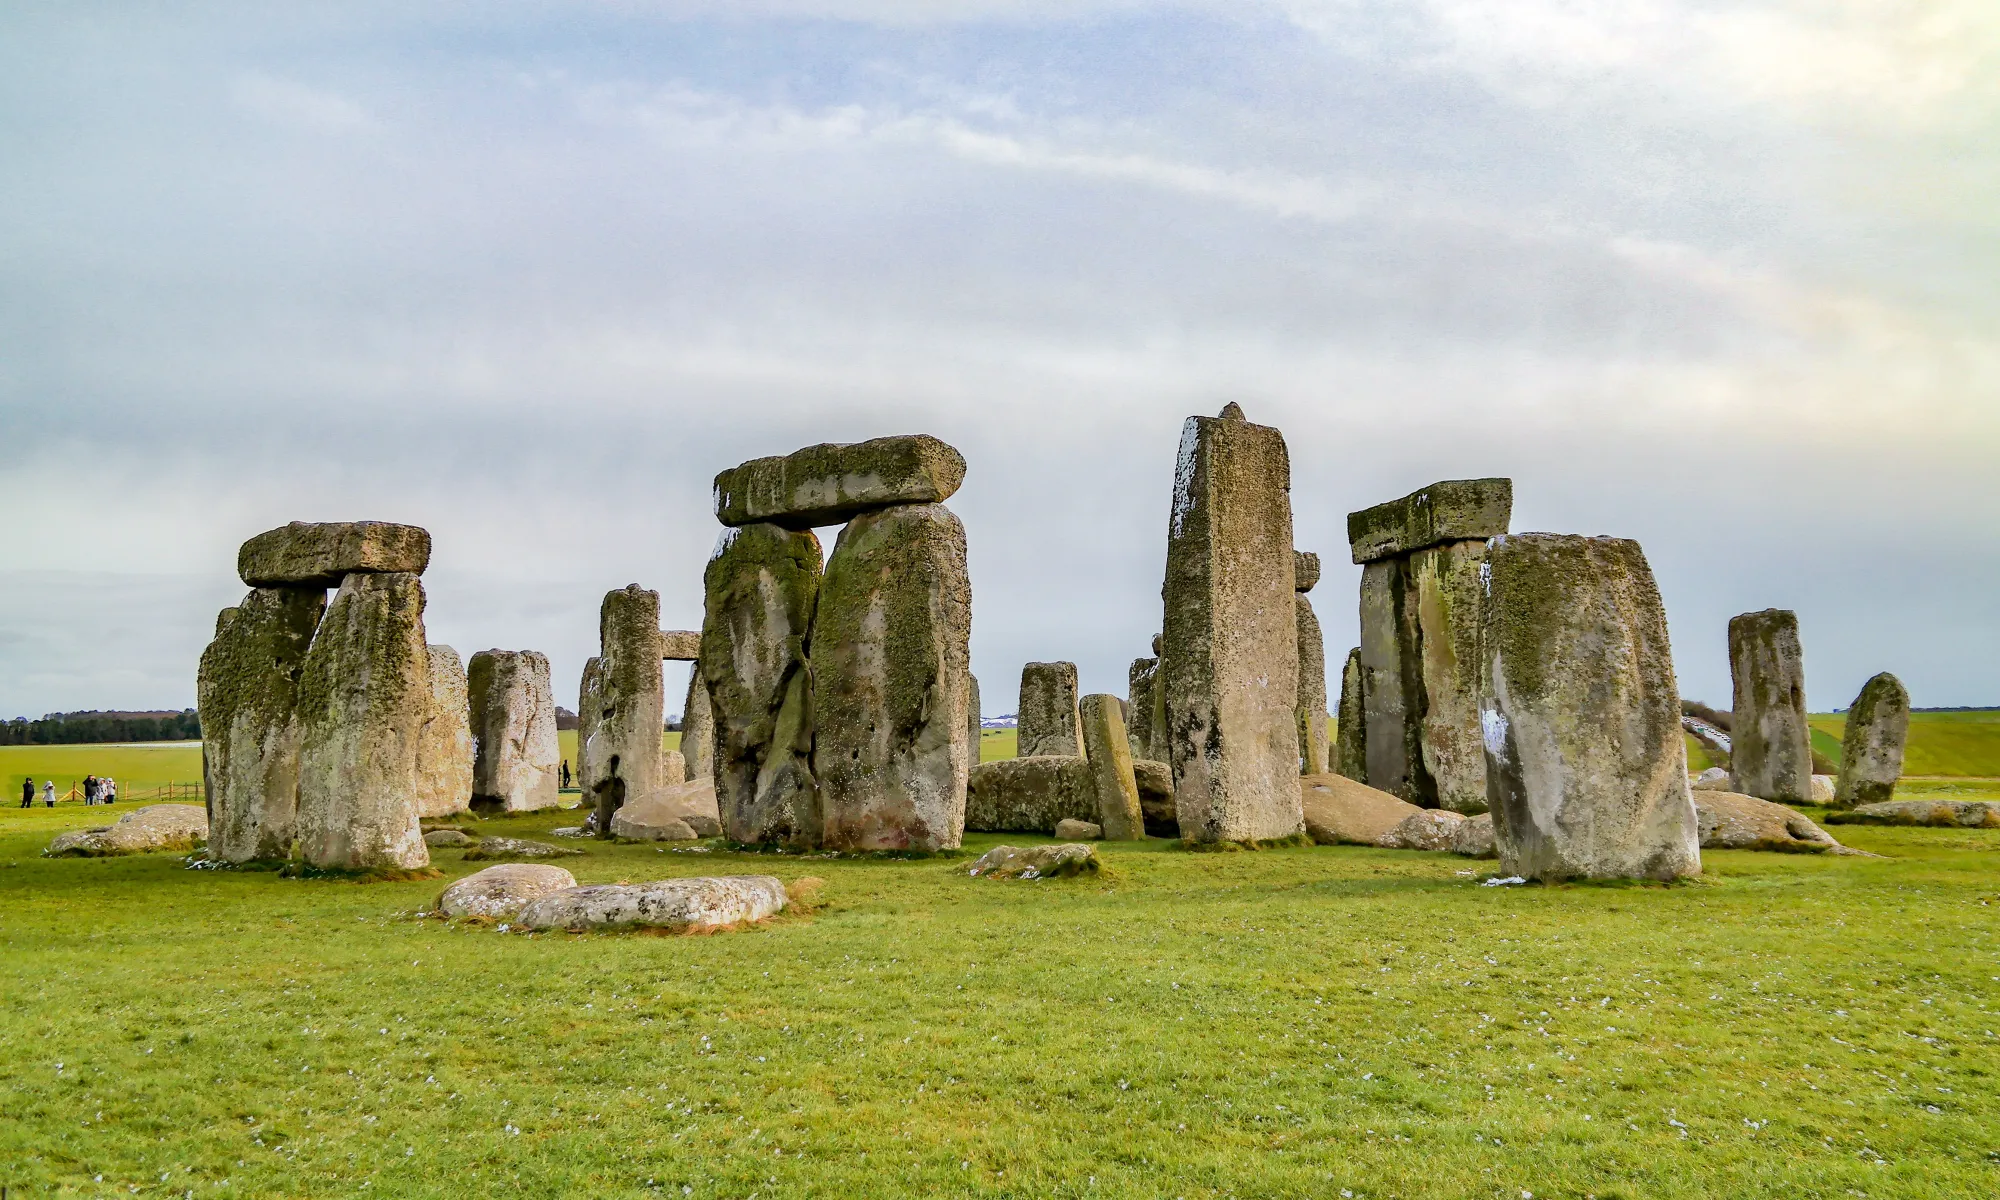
top-left (0, 709), bottom-right (202, 745)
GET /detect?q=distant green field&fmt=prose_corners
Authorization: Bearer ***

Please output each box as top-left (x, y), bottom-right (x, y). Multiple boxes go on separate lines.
top-left (1, 743), bottom-right (208, 806)
top-left (1811, 710), bottom-right (2000, 777)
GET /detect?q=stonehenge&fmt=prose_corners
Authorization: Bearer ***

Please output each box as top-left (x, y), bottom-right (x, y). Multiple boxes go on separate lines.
top-left (468, 649), bottom-right (562, 814)
top-left (237, 521), bottom-right (431, 588)
top-left (415, 645), bottom-right (474, 819)
top-left (1478, 534), bottom-right (1699, 881)
top-left (1728, 609), bottom-right (1813, 805)
top-left (680, 667), bottom-right (714, 787)
top-left (581, 585), bottom-right (666, 837)
top-left (1159, 404), bottom-right (1302, 843)
top-left (1334, 647), bottom-right (1366, 783)
top-left (1348, 478), bottom-right (1511, 813)
top-left (1834, 672), bottom-right (1910, 809)
top-left (198, 585), bottom-right (325, 861)
top-left (699, 433), bottom-right (972, 852)
top-left (1126, 655), bottom-right (1159, 761)
top-left (1078, 694), bottom-right (1146, 841)
top-left (1294, 551), bottom-right (1329, 777)
top-left (1018, 661), bottom-right (1085, 758)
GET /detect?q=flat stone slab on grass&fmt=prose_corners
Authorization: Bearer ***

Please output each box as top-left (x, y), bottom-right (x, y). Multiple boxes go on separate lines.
top-left (966, 844), bottom-right (1099, 880)
top-left (461, 837), bottom-right (583, 861)
top-left (423, 829), bottom-right (473, 847)
top-left (513, 875), bottom-right (789, 932)
top-left (436, 863), bottom-right (578, 919)
top-left (1694, 791), bottom-right (1843, 852)
top-left (1825, 800), bottom-right (2000, 829)
top-left (713, 434), bottom-right (967, 529)
top-left (238, 521), bottom-right (432, 588)
top-left (1375, 808), bottom-right (1465, 851)
top-left (47, 804), bottom-right (209, 857)
top-left (1299, 773), bottom-right (1420, 846)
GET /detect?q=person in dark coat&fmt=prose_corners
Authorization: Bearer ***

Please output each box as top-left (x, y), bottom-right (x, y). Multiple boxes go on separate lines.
top-left (18, 777), bottom-right (30, 808)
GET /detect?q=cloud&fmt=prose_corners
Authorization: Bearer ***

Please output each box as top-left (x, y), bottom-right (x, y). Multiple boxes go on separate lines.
top-left (230, 72), bottom-right (372, 133)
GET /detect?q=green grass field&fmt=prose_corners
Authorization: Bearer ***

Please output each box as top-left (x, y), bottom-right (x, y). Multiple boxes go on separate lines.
top-left (3, 785), bottom-right (1998, 1198)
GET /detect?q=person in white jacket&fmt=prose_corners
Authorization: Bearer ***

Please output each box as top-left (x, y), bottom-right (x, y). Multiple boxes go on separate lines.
top-left (42, 780), bottom-right (56, 806)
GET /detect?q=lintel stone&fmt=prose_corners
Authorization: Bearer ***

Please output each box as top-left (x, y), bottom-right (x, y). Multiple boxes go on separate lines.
top-left (1346, 479), bottom-right (1511, 565)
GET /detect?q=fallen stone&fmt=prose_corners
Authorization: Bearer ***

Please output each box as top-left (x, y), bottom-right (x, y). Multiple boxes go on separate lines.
top-left (1376, 808), bottom-right (1466, 851)
top-left (1690, 767), bottom-right (1732, 790)
top-left (1480, 534), bottom-right (1699, 881)
top-left (1346, 478), bottom-right (1512, 565)
top-left (436, 863), bottom-right (578, 919)
top-left (416, 645), bottom-right (474, 819)
top-left (584, 585), bottom-right (667, 838)
top-left (965, 756), bottom-right (1097, 833)
top-left (513, 875), bottom-right (789, 932)
top-left (816, 502), bottom-right (972, 852)
top-left (1132, 759), bottom-right (1176, 837)
top-left (1079, 694), bottom-right (1146, 840)
top-left (1409, 539), bottom-right (1490, 813)
top-left (423, 829), bottom-right (473, 847)
top-left (551, 826), bottom-right (589, 839)
top-left (1451, 812), bottom-right (1497, 858)
top-left (467, 649), bottom-right (562, 814)
top-left (657, 630), bottom-right (702, 661)
top-left (1298, 773), bottom-right (1420, 846)
top-left (703, 522), bottom-right (823, 847)
top-left (295, 572), bottom-right (432, 870)
top-left (46, 805), bottom-right (209, 857)
top-left (1294, 549), bottom-right (1321, 593)
top-left (1694, 791), bottom-right (1841, 852)
top-left (1810, 774), bottom-right (1837, 805)
top-left (461, 836), bottom-right (583, 861)
top-left (714, 434), bottom-right (967, 529)
top-left (198, 586), bottom-right (325, 862)
top-left (1728, 608), bottom-right (1813, 805)
top-left (238, 521), bottom-right (432, 588)
top-left (1160, 405), bottom-right (1302, 843)
top-left (1334, 647), bottom-right (1367, 783)
top-left (612, 778), bottom-right (723, 841)
top-left (1017, 662), bottom-right (1085, 758)
top-left (1296, 592), bottom-right (1330, 776)
top-left (1054, 818), bottom-right (1104, 840)
top-left (1834, 673), bottom-right (1910, 809)
top-left (1824, 800), bottom-right (2000, 829)
top-left (966, 843), bottom-right (1099, 880)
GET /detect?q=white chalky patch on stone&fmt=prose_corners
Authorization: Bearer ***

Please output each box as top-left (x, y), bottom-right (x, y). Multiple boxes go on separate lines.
top-left (1169, 417), bottom-right (1201, 539)
top-left (1481, 707), bottom-right (1510, 758)
top-left (710, 527), bottom-right (740, 562)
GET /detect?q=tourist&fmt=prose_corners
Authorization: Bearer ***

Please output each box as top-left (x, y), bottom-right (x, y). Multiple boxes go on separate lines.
top-left (42, 780), bottom-right (55, 806)
top-left (18, 777), bottom-right (30, 808)
top-left (561, 759), bottom-right (571, 789)
top-left (83, 774), bottom-right (98, 806)
top-left (102, 777), bottom-right (117, 805)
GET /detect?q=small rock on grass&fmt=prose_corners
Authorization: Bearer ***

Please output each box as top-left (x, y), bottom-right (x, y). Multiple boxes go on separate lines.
top-left (461, 836), bottom-right (582, 861)
top-left (1375, 808), bottom-right (1465, 851)
top-left (967, 844), bottom-right (1099, 880)
top-left (1053, 818), bottom-right (1103, 840)
top-left (424, 829), bottom-right (473, 847)
top-left (1451, 812), bottom-right (1497, 858)
top-left (437, 863), bottom-right (577, 919)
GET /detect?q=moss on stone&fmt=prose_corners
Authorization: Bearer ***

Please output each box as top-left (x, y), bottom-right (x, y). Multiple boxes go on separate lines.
top-left (1346, 478), bottom-right (1511, 565)
top-left (713, 435), bottom-right (967, 529)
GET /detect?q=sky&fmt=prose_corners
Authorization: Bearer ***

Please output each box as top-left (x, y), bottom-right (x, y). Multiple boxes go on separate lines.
top-left (2, 0), bottom-right (1997, 720)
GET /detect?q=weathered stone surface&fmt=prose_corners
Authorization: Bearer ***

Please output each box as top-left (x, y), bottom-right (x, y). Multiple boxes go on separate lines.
top-left (1825, 800), bottom-right (2000, 828)
top-left (1810, 774), bottom-right (1837, 804)
top-left (467, 649), bottom-right (562, 814)
top-left (296, 572), bottom-right (432, 870)
top-left (657, 630), bottom-right (702, 661)
top-left (1480, 535), bottom-right (1699, 881)
top-left (461, 836), bottom-right (583, 861)
top-left (968, 674), bottom-right (983, 767)
top-left (1451, 812), bottom-right (1497, 858)
top-left (1017, 662), bottom-right (1084, 758)
top-left (1079, 694), bottom-right (1145, 840)
top-left (1160, 406), bottom-right (1302, 843)
top-left (1376, 808), bottom-right (1465, 851)
top-left (1690, 767), bottom-right (1732, 790)
top-left (702, 522), bottom-right (822, 846)
top-left (1334, 647), bottom-right (1367, 783)
top-left (965, 756), bottom-right (1096, 833)
top-left (1346, 478), bottom-right (1511, 566)
top-left (1358, 560), bottom-right (1431, 804)
top-left (1294, 550), bottom-right (1321, 593)
top-left (416, 645), bottom-right (474, 819)
top-left (1126, 657), bottom-right (1159, 762)
top-left (1728, 609), bottom-right (1813, 806)
top-left (583, 585), bottom-right (666, 838)
top-left (1834, 673), bottom-right (1910, 809)
top-left (1132, 759), bottom-right (1176, 837)
top-left (436, 863), bottom-right (577, 919)
top-left (576, 655), bottom-right (603, 803)
top-left (514, 875), bottom-right (788, 931)
top-left (714, 435), bottom-right (967, 529)
top-left (238, 521), bottom-right (431, 588)
top-left (1299, 773), bottom-right (1419, 846)
top-left (1410, 540), bottom-right (1490, 814)
top-left (1296, 593), bottom-right (1329, 776)
top-left (1694, 791), bottom-right (1840, 852)
top-left (611, 778), bottom-right (723, 840)
top-left (423, 828), bottom-right (472, 847)
top-left (816, 503), bottom-right (972, 852)
top-left (966, 843), bottom-right (1098, 880)
top-left (1054, 818), bottom-right (1103, 840)
top-left (680, 666), bottom-right (714, 786)
top-left (198, 586), bottom-right (325, 862)
top-left (46, 805), bottom-right (208, 857)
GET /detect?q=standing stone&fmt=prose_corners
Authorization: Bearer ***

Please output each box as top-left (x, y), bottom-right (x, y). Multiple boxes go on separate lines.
top-left (1018, 662), bottom-right (1085, 758)
top-left (968, 675), bottom-right (983, 766)
top-left (1126, 656), bottom-right (1159, 761)
top-left (467, 649), bottom-right (561, 813)
top-left (238, 521), bottom-right (431, 588)
top-left (1160, 405), bottom-right (1302, 843)
top-left (1079, 695), bottom-right (1146, 840)
top-left (1728, 609), bottom-right (1813, 805)
top-left (415, 645), bottom-right (474, 819)
top-left (295, 572), bottom-right (432, 870)
top-left (1334, 647), bottom-right (1367, 783)
top-left (816, 502), bottom-right (971, 851)
top-left (702, 523), bottom-right (822, 847)
top-left (198, 586), bottom-right (326, 862)
top-left (1296, 592), bottom-right (1329, 776)
top-left (583, 585), bottom-right (666, 836)
top-left (577, 656), bottom-right (603, 807)
top-left (1409, 540), bottom-right (1490, 813)
top-left (680, 667), bottom-right (714, 787)
top-left (1479, 535), bottom-right (1698, 881)
top-left (1358, 560), bottom-right (1428, 803)
top-left (714, 435), bottom-right (967, 529)
top-left (1834, 672), bottom-right (1911, 809)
